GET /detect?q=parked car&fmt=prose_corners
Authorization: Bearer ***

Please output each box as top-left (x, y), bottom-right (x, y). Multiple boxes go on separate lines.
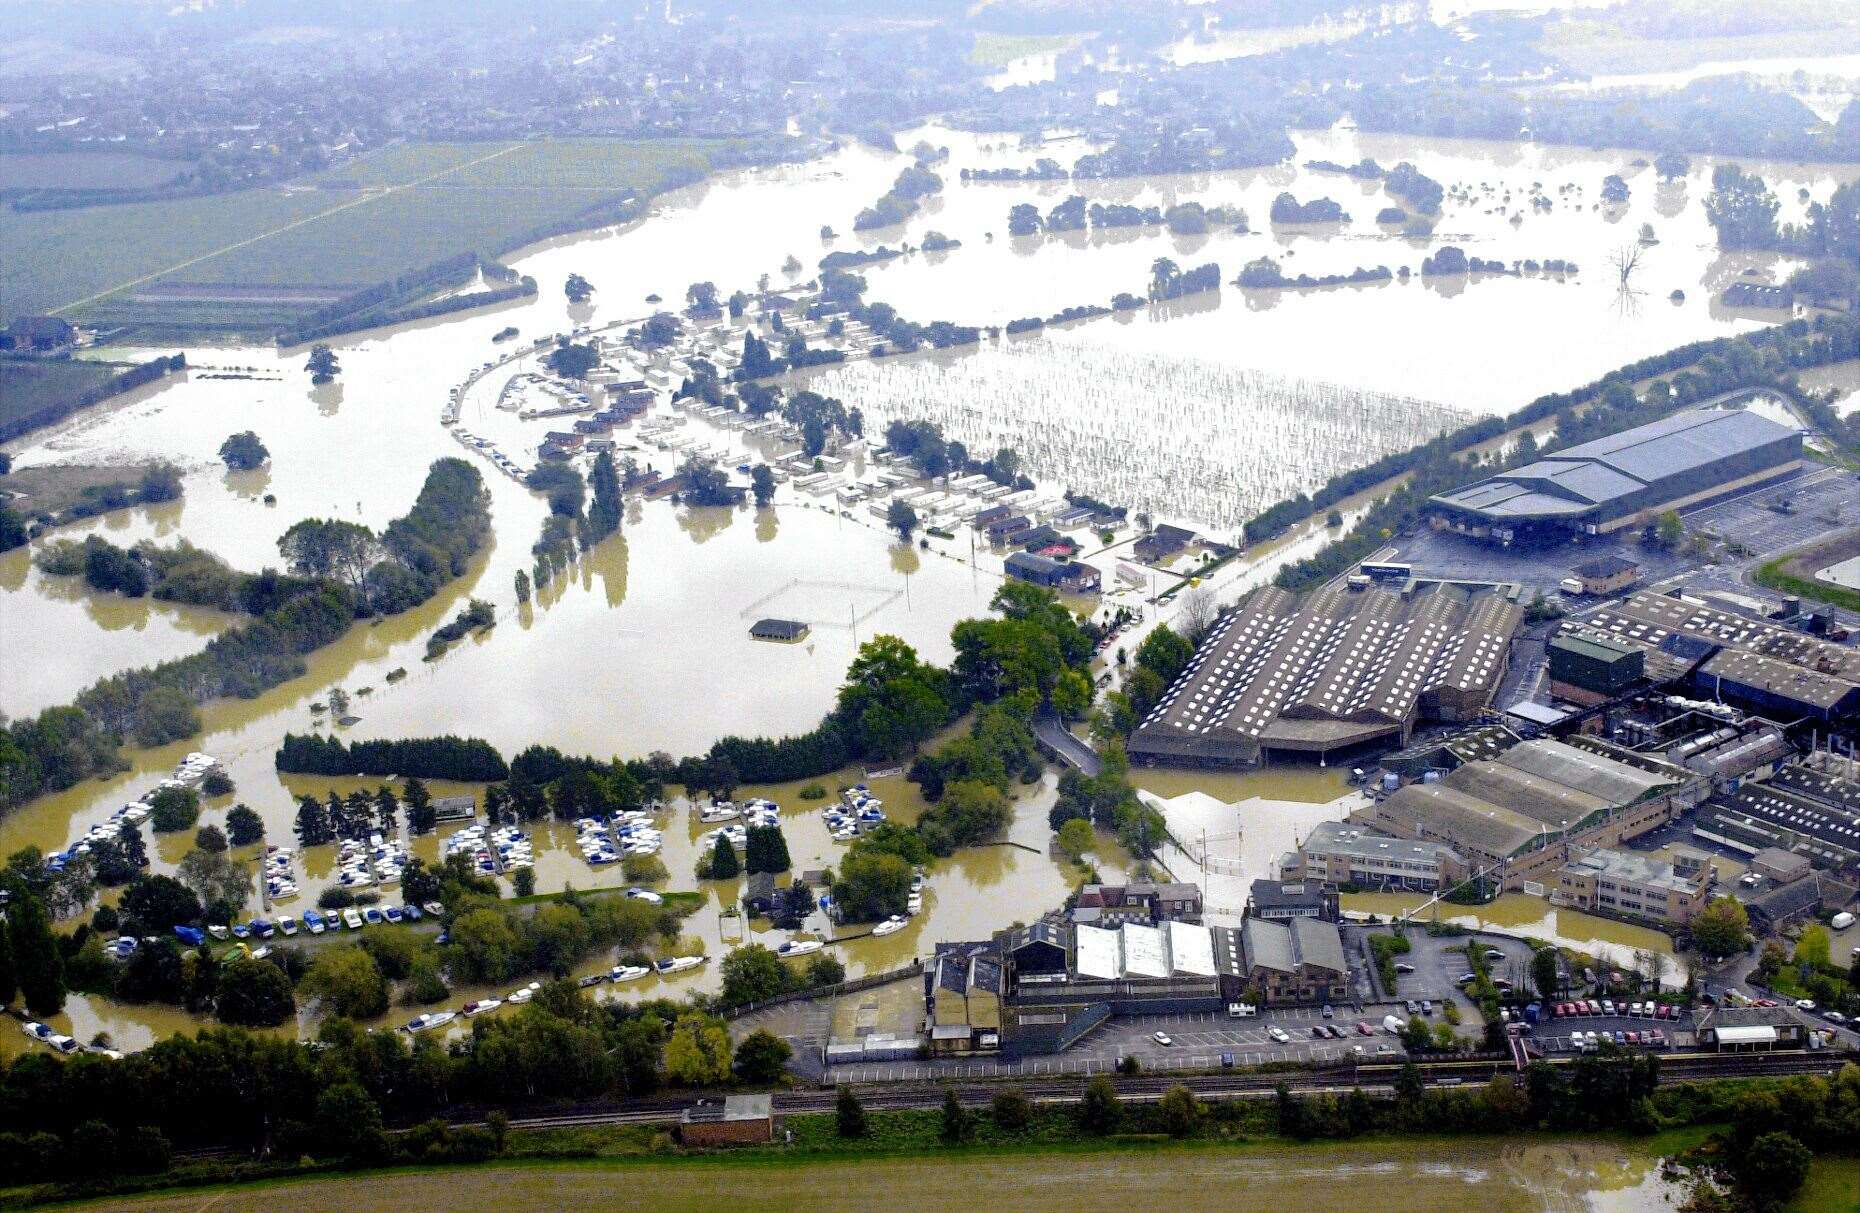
top-left (1152, 1031), bottom-right (1173, 1047)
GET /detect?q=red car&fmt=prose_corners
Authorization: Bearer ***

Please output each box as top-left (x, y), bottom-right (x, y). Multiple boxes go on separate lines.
top-left (1356, 1021), bottom-right (1374, 1036)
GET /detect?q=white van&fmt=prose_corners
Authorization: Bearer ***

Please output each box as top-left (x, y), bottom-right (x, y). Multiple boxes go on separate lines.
top-left (1383, 1015), bottom-right (1407, 1034)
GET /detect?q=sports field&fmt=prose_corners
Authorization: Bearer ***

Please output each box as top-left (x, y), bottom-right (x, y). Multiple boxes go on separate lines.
top-left (0, 138), bottom-right (737, 329)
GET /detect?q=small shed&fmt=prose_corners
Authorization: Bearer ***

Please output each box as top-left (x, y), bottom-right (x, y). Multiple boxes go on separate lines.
top-left (678, 1094), bottom-right (774, 1146)
top-left (1572, 555), bottom-right (1641, 595)
top-left (750, 618), bottom-right (810, 642)
top-left (431, 795), bottom-right (477, 823)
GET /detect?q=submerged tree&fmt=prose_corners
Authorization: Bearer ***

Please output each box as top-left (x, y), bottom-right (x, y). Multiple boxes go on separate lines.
top-left (305, 344), bottom-right (340, 385)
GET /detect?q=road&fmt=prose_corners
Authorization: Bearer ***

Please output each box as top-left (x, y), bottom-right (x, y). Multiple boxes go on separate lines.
top-left (1034, 708), bottom-right (1101, 775)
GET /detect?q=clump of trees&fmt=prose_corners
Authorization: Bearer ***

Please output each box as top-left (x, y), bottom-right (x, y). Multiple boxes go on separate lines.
top-left (218, 432), bottom-right (268, 470)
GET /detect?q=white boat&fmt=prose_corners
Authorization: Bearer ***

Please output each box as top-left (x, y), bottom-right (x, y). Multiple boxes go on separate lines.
top-left (279, 917), bottom-right (299, 936)
top-left (776, 939), bottom-right (823, 958)
top-left (698, 804), bottom-right (739, 823)
top-left (206, 925), bottom-right (230, 940)
top-left (609, 964), bottom-right (651, 982)
top-left (405, 1011), bottom-right (457, 1033)
top-left (507, 982), bottom-right (541, 1004)
top-left (342, 908), bottom-right (363, 929)
top-left (871, 915), bottom-right (908, 937)
top-left (655, 955), bottom-right (704, 974)
top-left (463, 999), bottom-right (502, 1017)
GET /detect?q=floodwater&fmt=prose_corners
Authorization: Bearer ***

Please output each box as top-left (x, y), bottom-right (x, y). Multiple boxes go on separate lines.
top-left (1343, 891), bottom-right (1683, 982)
top-left (0, 118), bottom-right (1836, 1049)
top-left (63, 1138), bottom-right (1692, 1213)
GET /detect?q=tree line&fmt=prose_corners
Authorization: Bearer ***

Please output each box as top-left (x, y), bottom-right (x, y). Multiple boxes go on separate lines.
top-left (274, 733), bottom-right (509, 781)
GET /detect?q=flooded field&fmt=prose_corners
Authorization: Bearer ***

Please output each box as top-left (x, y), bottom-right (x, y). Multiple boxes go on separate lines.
top-left (803, 340), bottom-right (1465, 532)
top-left (64, 1138), bottom-right (1692, 1213)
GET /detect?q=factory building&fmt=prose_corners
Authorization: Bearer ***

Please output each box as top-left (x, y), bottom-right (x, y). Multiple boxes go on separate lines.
top-left (1362, 736), bottom-right (1706, 878)
top-left (1570, 591), bottom-right (1860, 723)
top-left (1547, 630), bottom-right (1646, 705)
top-left (1128, 578), bottom-right (1521, 768)
top-left (1282, 821), bottom-right (1471, 892)
top-left (1554, 847), bottom-right (1715, 926)
top-left (1695, 762), bottom-right (1860, 871)
top-left (1426, 408), bottom-right (1803, 544)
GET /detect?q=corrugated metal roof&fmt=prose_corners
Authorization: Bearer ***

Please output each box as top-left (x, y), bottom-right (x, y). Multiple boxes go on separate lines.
top-left (1120, 923), bottom-right (1170, 979)
top-left (1166, 921), bottom-right (1217, 976)
top-left (1074, 925), bottom-right (1121, 980)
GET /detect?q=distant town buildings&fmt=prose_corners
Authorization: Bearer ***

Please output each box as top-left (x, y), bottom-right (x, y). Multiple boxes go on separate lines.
top-left (0, 315), bottom-right (77, 358)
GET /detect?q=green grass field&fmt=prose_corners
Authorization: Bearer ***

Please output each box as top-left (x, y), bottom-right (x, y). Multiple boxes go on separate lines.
top-left (968, 32), bottom-right (1076, 68)
top-left (0, 138), bottom-right (737, 330)
top-left (0, 359), bottom-right (123, 430)
top-left (0, 150), bottom-right (191, 191)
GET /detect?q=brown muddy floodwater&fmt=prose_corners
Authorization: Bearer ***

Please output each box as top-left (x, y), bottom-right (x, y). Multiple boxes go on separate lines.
top-left (67, 1138), bottom-right (1689, 1213)
top-left (0, 119), bottom-right (1811, 1053)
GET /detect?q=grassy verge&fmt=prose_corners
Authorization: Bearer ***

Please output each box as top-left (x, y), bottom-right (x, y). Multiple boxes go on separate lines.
top-left (1754, 557), bottom-right (1860, 615)
top-left (1790, 1154), bottom-right (1860, 1213)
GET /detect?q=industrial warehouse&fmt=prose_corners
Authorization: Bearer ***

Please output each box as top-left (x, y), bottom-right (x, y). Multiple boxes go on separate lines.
top-left (1558, 590), bottom-right (1860, 723)
top-left (1359, 734), bottom-right (1708, 877)
top-left (1425, 407), bottom-right (1804, 544)
top-left (1127, 577), bottom-right (1523, 767)
top-left (924, 913), bottom-right (1354, 1058)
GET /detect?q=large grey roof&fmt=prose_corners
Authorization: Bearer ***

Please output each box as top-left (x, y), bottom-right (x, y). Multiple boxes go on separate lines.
top-left (1132, 581), bottom-right (1519, 755)
top-left (1430, 408), bottom-right (1797, 520)
top-left (1242, 915), bottom-right (1347, 976)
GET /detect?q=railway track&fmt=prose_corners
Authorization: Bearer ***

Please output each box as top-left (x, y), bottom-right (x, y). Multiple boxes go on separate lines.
top-left (492, 1049), bottom-right (1852, 1129)
top-left (172, 1050), bottom-right (1850, 1156)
